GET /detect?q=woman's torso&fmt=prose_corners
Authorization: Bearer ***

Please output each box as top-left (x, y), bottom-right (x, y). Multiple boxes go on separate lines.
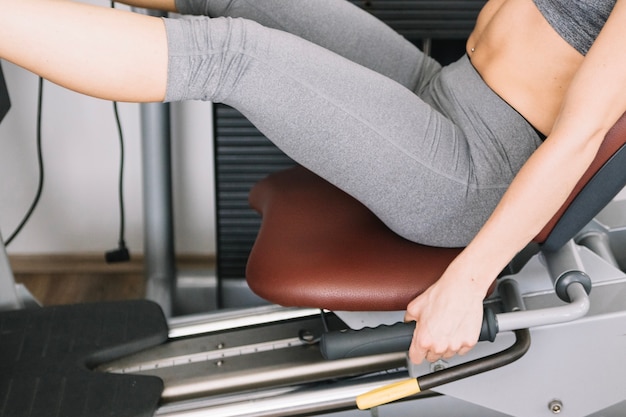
top-left (467, 0), bottom-right (604, 136)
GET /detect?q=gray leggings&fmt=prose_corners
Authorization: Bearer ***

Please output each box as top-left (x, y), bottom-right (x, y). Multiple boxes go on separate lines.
top-left (165, 0), bottom-right (544, 247)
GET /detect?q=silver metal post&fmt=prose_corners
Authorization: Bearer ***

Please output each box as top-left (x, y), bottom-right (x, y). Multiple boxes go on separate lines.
top-left (135, 7), bottom-right (177, 317)
top-left (141, 100), bottom-right (176, 317)
top-left (577, 231), bottom-right (620, 267)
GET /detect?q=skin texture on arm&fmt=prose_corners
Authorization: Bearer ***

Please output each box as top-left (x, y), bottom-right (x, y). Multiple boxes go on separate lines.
top-left (0, 0), bottom-right (168, 102)
top-left (405, 0), bottom-right (626, 365)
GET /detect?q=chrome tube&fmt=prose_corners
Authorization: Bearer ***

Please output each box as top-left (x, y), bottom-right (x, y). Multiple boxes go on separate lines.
top-left (156, 373), bottom-right (412, 417)
top-left (167, 306), bottom-right (322, 339)
top-left (496, 281), bottom-right (590, 332)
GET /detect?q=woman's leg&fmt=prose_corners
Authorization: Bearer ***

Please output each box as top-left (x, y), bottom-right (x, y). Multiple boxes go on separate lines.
top-left (0, 0), bottom-right (168, 102)
top-left (165, 16), bottom-right (472, 246)
top-left (174, 0), bottom-right (439, 91)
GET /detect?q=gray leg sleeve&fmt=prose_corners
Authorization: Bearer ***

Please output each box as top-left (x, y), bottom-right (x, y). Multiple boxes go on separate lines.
top-left (163, 16), bottom-right (478, 246)
top-left (172, 0), bottom-right (439, 91)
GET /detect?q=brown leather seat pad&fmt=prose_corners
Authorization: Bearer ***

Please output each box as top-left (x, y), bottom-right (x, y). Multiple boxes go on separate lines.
top-left (247, 112), bottom-right (626, 311)
top-left (247, 166), bottom-right (463, 311)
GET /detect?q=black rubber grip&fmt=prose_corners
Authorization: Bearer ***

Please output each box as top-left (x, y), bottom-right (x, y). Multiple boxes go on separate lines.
top-left (321, 307), bottom-right (498, 360)
top-left (320, 321), bottom-right (414, 360)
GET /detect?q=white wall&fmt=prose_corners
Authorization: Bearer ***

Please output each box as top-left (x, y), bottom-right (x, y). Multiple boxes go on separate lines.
top-left (0, 59), bottom-right (216, 256)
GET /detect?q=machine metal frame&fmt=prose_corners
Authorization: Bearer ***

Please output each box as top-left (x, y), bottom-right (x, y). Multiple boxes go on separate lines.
top-left (94, 198), bottom-right (626, 417)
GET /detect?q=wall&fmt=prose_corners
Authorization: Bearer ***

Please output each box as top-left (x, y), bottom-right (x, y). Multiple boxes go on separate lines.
top-left (0, 56), bottom-right (216, 256)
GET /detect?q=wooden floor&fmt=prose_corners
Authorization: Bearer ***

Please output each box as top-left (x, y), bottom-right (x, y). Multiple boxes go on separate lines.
top-left (10, 254), bottom-right (213, 307)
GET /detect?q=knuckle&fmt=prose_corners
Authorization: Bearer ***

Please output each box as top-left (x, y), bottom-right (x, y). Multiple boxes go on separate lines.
top-left (430, 343), bottom-right (446, 355)
top-left (416, 338), bottom-right (432, 351)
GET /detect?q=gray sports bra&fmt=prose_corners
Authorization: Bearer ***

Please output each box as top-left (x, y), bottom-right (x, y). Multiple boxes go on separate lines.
top-left (533, 0), bottom-right (616, 55)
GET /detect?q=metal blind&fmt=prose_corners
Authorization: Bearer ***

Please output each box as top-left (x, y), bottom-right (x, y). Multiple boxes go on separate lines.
top-left (213, 106), bottom-right (296, 280)
top-left (354, 0), bottom-right (486, 39)
top-left (214, 0), bottom-right (486, 284)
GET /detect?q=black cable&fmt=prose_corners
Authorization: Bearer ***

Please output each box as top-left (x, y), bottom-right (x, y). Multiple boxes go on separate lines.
top-left (114, 101), bottom-right (126, 248)
top-left (105, 0), bottom-right (130, 262)
top-left (106, 101), bottom-right (130, 260)
top-left (4, 77), bottom-right (45, 247)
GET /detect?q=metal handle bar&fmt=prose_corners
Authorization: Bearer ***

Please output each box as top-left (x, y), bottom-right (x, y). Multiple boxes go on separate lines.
top-left (321, 278), bottom-right (589, 360)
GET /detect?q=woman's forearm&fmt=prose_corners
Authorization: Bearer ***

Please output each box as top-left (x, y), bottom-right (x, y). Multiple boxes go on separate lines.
top-left (406, 119), bottom-right (606, 364)
top-left (456, 130), bottom-right (602, 288)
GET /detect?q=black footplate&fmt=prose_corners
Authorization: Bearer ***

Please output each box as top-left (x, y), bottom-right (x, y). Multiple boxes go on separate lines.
top-left (0, 300), bottom-right (168, 417)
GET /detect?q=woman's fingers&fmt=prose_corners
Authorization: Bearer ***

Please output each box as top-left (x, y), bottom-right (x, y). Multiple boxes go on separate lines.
top-left (408, 324), bottom-right (477, 364)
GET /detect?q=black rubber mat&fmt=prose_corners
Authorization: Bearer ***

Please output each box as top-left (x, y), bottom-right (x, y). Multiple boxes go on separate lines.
top-left (0, 300), bottom-right (168, 417)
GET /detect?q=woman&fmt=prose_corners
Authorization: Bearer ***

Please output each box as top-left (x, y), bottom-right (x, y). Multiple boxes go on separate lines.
top-left (1, 0), bottom-right (624, 365)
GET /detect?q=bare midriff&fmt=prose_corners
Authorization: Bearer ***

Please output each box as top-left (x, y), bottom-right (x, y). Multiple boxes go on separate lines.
top-left (467, 0), bottom-right (584, 136)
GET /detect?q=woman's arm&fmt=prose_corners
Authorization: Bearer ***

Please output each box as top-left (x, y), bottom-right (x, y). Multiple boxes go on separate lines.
top-left (405, 0), bottom-right (626, 364)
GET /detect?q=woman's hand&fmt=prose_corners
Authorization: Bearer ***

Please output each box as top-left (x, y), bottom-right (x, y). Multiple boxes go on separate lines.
top-left (404, 262), bottom-right (489, 364)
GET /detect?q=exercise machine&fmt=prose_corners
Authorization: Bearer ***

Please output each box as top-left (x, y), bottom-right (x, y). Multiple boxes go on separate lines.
top-left (2, 2), bottom-right (626, 415)
top-left (2, 102), bottom-right (626, 417)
